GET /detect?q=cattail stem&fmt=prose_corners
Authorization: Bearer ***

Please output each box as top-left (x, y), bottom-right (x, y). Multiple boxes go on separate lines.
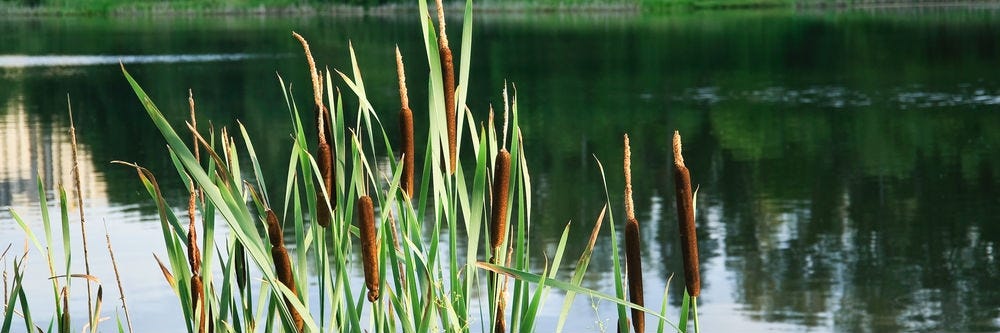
top-left (397, 47), bottom-right (416, 199)
top-left (436, 0), bottom-right (457, 174)
top-left (623, 134), bottom-right (644, 333)
top-left (673, 131), bottom-right (700, 298)
top-left (266, 209), bottom-right (303, 332)
top-left (358, 196), bottom-right (380, 302)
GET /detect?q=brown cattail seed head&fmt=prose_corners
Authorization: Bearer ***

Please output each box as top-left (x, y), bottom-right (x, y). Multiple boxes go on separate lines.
top-left (397, 47), bottom-right (415, 199)
top-left (673, 131), bottom-right (700, 297)
top-left (625, 218), bottom-right (645, 333)
top-left (400, 107), bottom-right (415, 199)
top-left (190, 275), bottom-right (206, 333)
top-left (266, 209), bottom-right (303, 332)
top-left (187, 216), bottom-right (200, 274)
top-left (316, 104), bottom-right (334, 228)
top-left (437, 0), bottom-right (457, 174)
top-left (490, 150), bottom-right (512, 251)
top-left (358, 196), bottom-right (380, 302)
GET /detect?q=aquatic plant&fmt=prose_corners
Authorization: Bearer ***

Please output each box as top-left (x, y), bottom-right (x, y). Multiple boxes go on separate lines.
top-left (3, 1), bottom-right (708, 333)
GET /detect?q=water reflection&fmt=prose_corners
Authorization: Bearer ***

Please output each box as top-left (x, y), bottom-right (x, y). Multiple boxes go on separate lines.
top-left (1, 9), bottom-right (999, 332)
top-left (0, 53), bottom-right (269, 68)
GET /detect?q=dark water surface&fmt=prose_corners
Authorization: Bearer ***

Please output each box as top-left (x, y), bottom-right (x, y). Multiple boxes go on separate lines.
top-left (2, 8), bottom-right (999, 332)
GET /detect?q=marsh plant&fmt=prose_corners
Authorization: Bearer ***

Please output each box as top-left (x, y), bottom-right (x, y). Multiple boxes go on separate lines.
top-left (3, 0), bottom-right (705, 332)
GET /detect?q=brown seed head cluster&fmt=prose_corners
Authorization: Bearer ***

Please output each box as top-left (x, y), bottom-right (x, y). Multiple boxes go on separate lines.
top-left (358, 196), bottom-right (380, 302)
top-left (673, 131), bottom-right (700, 298)
top-left (266, 209), bottom-right (304, 332)
top-left (436, 0), bottom-right (457, 175)
top-left (490, 150), bottom-right (511, 251)
top-left (623, 134), bottom-right (644, 333)
top-left (293, 32), bottom-right (335, 228)
top-left (397, 47), bottom-right (416, 199)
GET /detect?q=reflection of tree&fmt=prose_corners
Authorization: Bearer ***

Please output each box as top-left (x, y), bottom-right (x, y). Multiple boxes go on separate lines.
top-left (4, 11), bottom-right (1000, 332)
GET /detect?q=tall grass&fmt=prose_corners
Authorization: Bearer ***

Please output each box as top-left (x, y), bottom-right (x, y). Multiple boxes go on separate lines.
top-left (3, 1), bottom-right (707, 332)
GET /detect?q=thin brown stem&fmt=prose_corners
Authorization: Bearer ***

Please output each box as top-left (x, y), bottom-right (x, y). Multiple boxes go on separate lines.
top-left (67, 98), bottom-right (95, 326)
top-left (104, 226), bottom-right (134, 333)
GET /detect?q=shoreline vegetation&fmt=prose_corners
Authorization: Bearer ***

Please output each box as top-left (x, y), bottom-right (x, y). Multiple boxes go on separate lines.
top-left (2, 0), bottom-right (1000, 16)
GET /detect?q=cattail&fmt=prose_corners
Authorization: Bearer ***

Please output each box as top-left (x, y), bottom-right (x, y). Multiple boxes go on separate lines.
top-left (358, 196), bottom-right (380, 302)
top-left (293, 31), bottom-right (334, 228)
top-left (436, 0), bottom-right (457, 174)
top-left (187, 217), bottom-right (205, 333)
top-left (190, 275), bottom-right (205, 333)
top-left (490, 150), bottom-right (511, 251)
top-left (494, 293), bottom-right (506, 333)
top-left (673, 131), bottom-right (700, 298)
top-left (397, 47), bottom-right (415, 199)
top-left (266, 209), bottom-right (304, 332)
top-left (623, 134), bottom-right (645, 333)
top-left (60, 287), bottom-right (69, 333)
top-left (489, 149), bottom-right (511, 333)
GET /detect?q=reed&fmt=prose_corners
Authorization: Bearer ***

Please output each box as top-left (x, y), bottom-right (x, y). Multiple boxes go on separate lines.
top-left (396, 47), bottom-right (416, 199)
top-left (623, 134), bottom-right (645, 333)
top-left (104, 229), bottom-right (134, 333)
top-left (265, 209), bottom-right (303, 331)
top-left (67, 102), bottom-right (96, 328)
top-left (293, 31), bottom-right (334, 228)
top-left (357, 195), bottom-right (380, 302)
top-left (672, 131), bottom-right (700, 298)
top-left (436, 0), bottom-right (457, 174)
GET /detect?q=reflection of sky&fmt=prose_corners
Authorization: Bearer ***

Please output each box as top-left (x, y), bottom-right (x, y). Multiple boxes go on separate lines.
top-left (676, 84), bottom-right (1000, 109)
top-left (0, 53), bottom-right (268, 68)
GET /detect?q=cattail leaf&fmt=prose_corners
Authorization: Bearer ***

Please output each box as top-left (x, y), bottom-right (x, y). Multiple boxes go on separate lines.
top-left (593, 156), bottom-right (629, 333)
top-left (555, 205), bottom-right (606, 333)
top-left (8, 210), bottom-right (44, 256)
top-left (678, 290), bottom-right (691, 333)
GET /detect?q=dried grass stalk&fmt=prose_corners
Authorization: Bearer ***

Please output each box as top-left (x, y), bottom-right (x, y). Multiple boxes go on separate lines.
top-left (187, 210), bottom-right (206, 333)
top-left (60, 287), bottom-right (69, 333)
top-left (490, 149), bottom-right (511, 251)
top-left (105, 229), bottom-right (134, 333)
top-left (623, 134), bottom-right (644, 333)
top-left (673, 131), bottom-right (700, 297)
top-left (190, 275), bottom-right (205, 333)
top-left (436, 0), bottom-right (457, 174)
top-left (397, 47), bottom-right (415, 199)
top-left (68, 103), bottom-right (95, 324)
top-left (358, 196), bottom-right (380, 302)
top-left (266, 209), bottom-right (304, 332)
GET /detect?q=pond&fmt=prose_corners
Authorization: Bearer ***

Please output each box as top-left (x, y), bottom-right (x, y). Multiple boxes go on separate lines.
top-left (1, 7), bottom-right (999, 332)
